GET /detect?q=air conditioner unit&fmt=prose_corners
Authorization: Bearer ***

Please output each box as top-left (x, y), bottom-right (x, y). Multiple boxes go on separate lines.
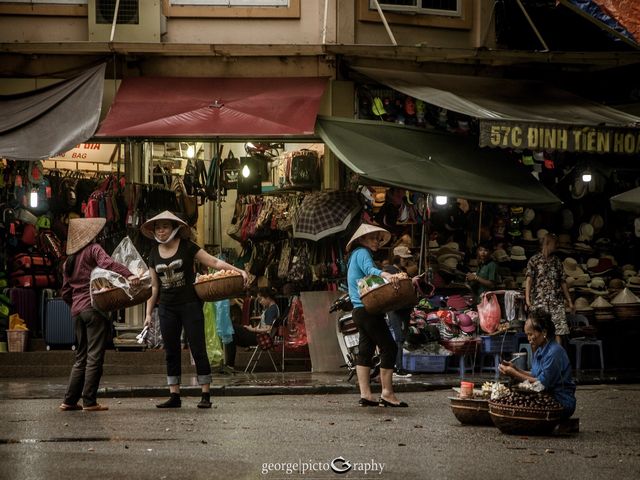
top-left (88, 0), bottom-right (164, 43)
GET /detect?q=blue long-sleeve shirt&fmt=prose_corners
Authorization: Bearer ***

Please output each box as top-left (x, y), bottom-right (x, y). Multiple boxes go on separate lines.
top-left (347, 247), bottom-right (383, 309)
top-left (531, 340), bottom-right (576, 415)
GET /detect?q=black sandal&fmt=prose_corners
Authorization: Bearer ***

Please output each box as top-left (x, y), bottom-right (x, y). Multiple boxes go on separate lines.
top-left (379, 397), bottom-right (409, 408)
top-left (358, 398), bottom-right (379, 407)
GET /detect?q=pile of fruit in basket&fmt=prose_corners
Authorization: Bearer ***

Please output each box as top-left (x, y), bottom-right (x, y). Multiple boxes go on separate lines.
top-left (490, 389), bottom-right (562, 409)
top-left (195, 270), bottom-right (241, 283)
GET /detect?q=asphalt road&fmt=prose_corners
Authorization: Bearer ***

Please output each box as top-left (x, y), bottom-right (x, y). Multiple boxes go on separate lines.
top-left (1, 385), bottom-right (639, 480)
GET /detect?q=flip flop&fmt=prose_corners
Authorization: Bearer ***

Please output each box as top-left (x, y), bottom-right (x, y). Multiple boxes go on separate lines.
top-left (83, 404), bottom-right (109, 411)
top-left (59, 403), bottom-right (82, 411)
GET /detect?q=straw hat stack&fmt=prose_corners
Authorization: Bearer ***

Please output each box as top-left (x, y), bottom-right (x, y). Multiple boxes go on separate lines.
top-left (611, 288), bottom-right (640, 320)
top-left (590, 296), bottom-right (615, 322)
top-left (573, 297), bottom-right (594, 322)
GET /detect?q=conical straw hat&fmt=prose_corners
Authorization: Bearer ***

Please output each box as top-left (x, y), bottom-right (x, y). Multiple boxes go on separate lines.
top-left (140, 210), bottom-right (191, 240)
top-left (66, 218), bottom-right (106, 255)
top-left (346, 223), bottom-right (391, 252)
top-left (590, 296), bottom-right (612, 309)
top-left (611, 287), bottom-right (640, 305)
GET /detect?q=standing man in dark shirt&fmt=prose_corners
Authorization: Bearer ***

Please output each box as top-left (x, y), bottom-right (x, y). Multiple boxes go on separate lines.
top-left (143, 211), bottom-right (249, 409)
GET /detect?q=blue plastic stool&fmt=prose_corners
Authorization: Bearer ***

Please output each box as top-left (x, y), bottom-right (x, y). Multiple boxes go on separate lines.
top-left (446, 354), bottom-right (476, 379)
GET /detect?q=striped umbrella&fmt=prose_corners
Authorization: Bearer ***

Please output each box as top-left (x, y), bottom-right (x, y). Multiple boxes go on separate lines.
top-left (292, 191), bottom-right (362, 241)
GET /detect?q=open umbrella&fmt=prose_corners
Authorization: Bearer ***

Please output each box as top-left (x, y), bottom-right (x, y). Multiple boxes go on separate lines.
top-left (292, 191), bottom-right (362, 241)
top-left (611, 187), bottom-right (640, 213)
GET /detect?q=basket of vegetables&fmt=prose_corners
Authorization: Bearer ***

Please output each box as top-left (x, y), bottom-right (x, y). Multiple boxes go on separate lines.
top-left (194, 270), bottom-right (245, 302)
top-left (360, 275), bottom-right (417, 314)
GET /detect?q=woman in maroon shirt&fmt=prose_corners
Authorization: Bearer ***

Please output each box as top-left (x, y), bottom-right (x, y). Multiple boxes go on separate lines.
top-left (60, 218), bottom-right (139, 412)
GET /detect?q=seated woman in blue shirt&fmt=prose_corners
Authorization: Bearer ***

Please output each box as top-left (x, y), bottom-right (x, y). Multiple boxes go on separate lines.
top-left (499, 309), bottom-right (576, 418)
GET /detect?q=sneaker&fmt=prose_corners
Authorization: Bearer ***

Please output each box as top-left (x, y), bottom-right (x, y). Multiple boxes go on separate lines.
top-left (393, 370), bottom-right (412, 378)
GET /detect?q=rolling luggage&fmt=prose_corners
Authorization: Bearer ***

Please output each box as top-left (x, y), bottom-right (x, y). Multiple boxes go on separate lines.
top-left (42, 289), bottom-right (75, 350)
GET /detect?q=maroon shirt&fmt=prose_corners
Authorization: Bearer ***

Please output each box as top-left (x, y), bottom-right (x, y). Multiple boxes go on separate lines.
top-left (62, 243), bottom-right (133, 317)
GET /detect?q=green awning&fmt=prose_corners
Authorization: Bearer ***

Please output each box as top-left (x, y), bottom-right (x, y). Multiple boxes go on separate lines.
top-left (316, 116), bottom-right (561, 207)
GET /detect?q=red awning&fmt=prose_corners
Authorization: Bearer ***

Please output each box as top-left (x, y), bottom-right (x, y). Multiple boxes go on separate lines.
top-left (96, 76), bottom-right (327, 138)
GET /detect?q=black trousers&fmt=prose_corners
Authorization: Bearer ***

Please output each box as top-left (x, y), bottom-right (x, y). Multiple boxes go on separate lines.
top-left (224, 326), bottom-right (257, 368)
top-left (64, 308), bottom-right (110, 407)
top-left (352, 307), bottom-right (397, 370)
top-left (159, 301), bottom-right (212, 385)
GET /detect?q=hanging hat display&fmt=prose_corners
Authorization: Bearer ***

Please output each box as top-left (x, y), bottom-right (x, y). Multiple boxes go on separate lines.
top-left (577, 223), bottom-right (594, 242)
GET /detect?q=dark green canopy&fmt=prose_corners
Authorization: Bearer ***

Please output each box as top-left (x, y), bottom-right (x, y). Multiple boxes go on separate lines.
top-left (316, 116), bottom-right (561, 207)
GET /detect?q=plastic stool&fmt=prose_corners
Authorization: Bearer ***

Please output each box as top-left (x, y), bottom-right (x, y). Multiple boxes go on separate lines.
top-left (519, 343), bottom-right (533, 370)
top-left (480, 353), bottom-right (502, 380)
top-left (569, 337), bottom-right (604, 371)
top-left (446, 354), bottom-right (475, 379)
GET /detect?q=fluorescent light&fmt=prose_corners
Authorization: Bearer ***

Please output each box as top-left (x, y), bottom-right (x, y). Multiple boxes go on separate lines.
top-left (435, 195), bottom-right (448, 205)
top-left (30, 190), bottom-right (38, 208)
top-left (582, 172), bottom-right (592, 182)
top-left (186, 145), bottom-right (195, 158)
top-left (242, 164), bottom-right (251, 178)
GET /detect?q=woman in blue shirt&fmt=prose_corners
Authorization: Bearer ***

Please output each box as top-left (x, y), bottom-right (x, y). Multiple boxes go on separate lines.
top-left (347, 223), bottom-right (408, 408)
top-left (499, 309), bottom-right (576, 418)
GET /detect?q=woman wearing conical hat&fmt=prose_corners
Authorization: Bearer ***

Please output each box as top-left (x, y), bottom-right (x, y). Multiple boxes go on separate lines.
top-left (346, 223), bottom-right (408, 408)
top-left (141, 211), bottom-right (249, 409)
top-left (60, 218), bottom-right (140, 412)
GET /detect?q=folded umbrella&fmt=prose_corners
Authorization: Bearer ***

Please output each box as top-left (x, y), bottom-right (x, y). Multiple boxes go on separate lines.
top-left (292, 191), bottom-right (362, 241)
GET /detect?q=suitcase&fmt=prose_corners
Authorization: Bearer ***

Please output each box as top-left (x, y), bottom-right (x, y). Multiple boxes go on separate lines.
top-left (9, 287), bottom-right (38, 334)
top-left (42, 289), bottom-right (75, 350)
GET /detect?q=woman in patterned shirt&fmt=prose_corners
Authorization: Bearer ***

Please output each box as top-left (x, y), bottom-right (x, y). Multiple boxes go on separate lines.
top-left (524, 233), bottom-right (574, 346)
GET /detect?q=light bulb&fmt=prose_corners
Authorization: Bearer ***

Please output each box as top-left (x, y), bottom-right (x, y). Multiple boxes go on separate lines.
top-left (435, 195), bottom-right (448, 206)
top-left (242, 164), bottom-right (251, 178)
top-left (582, 173), bottom-right (592, 182)
top-left (186, 145), bottom-right (195, 158)
top-left (30, 190), bottom-right (38, 208)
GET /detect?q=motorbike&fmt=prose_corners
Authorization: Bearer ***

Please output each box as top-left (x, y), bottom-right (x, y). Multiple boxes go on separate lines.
top-left (329, 293), bottom-right (380, 382)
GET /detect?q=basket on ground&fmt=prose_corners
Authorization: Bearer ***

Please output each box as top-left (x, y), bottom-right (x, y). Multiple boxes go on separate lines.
top-left (7, 329), bottom-right (28, 352)
top-left (489, 401), bottom-right (564, 435)
top-left (93, 286), bottom-right (152, 312)
top-left (449, 397), bottom-right (493, 426)
top-left (361, 279), bottom-right (417, 314)
top-left (194, 275), bottom-right (244, 302)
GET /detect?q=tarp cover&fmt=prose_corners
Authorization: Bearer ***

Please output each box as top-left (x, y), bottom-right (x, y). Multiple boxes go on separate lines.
top-left (96, 76), bottom-right (327, 138)
top-left (564, 0), bottom-right (640, 46)
top-left (354, 66), bottom-right (640, 127)
top-left (316, 116), bottom-right (561, 207)
top-left (610, 187), bottom-right (640, 213)
top-left (354, 66), bottom-right (640, 153)
top-left (0, 64), bottom-right (106, 161)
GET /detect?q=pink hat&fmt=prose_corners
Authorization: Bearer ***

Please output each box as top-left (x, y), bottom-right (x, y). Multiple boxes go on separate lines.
top-left (457, 312), bottom-right (476, 334)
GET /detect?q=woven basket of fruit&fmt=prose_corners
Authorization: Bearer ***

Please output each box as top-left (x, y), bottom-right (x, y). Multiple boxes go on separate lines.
top-left (93, 286), bottom-right (152, 312)
top-left (489, 391), bottom-right (564, 435)
top-left (361, 278), bottom-right (417, 314)
top-left (194, 271), bottom-right (244, 302)
top-left (449, 397), bottom-right (493, 426)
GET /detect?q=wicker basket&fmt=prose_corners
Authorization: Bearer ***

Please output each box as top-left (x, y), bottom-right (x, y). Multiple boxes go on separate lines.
top-left (489, 401), bottom-right (564, 435)
top-left (449, 397), bottom-right (493, 426)
top-left (7, 329), bottom-right (28, 352)
top-left (194, 275), bottom-right (244, 302)
top-left (440, 338), bottom-right (482, 356)
top-left (93, 286), bottom-right (152, 312)
top-left (361, 278), bottom-right (417, 314)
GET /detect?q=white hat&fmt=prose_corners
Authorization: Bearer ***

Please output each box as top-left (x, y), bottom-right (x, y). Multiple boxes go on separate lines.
top-left (523, 208), bottom-right (535, 226)
top-left (574, 297), bottom-right (593, 311)
top-left (393, 245), bottom-right (413, 258)
top-left (611, 288), bottom-right (640, 305)
top-left (141, 210), bottom-right (191, 240)
top-left (510, 245), bottom-right (527, 261)
top-left (578, 223), bottom-right (594, 242)
top-left (536, 228), bottom-right (549, 241)
top-left (563, 257), bottom-right (584, 278)
top-left (346, 223), bottom-right (391, 252)
top-left (591, 296), bottom-right (612, 308)
top-left (588, 277), bottom-right (608, 295)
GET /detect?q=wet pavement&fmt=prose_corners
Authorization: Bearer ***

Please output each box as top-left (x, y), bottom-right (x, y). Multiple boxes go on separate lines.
top-left (1, 368), bottom-right (638, 400)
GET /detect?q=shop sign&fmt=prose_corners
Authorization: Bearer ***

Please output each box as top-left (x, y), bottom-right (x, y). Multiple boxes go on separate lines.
top-left (50, 143), bottom-right (117, 163)
top-left (479, 121), bottom-right (640, 154)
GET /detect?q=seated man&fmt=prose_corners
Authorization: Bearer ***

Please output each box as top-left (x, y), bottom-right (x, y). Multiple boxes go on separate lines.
top-left (224, 288), bottom-right (280, 369)
top-left (465, 241), bottom-right (497, 304)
